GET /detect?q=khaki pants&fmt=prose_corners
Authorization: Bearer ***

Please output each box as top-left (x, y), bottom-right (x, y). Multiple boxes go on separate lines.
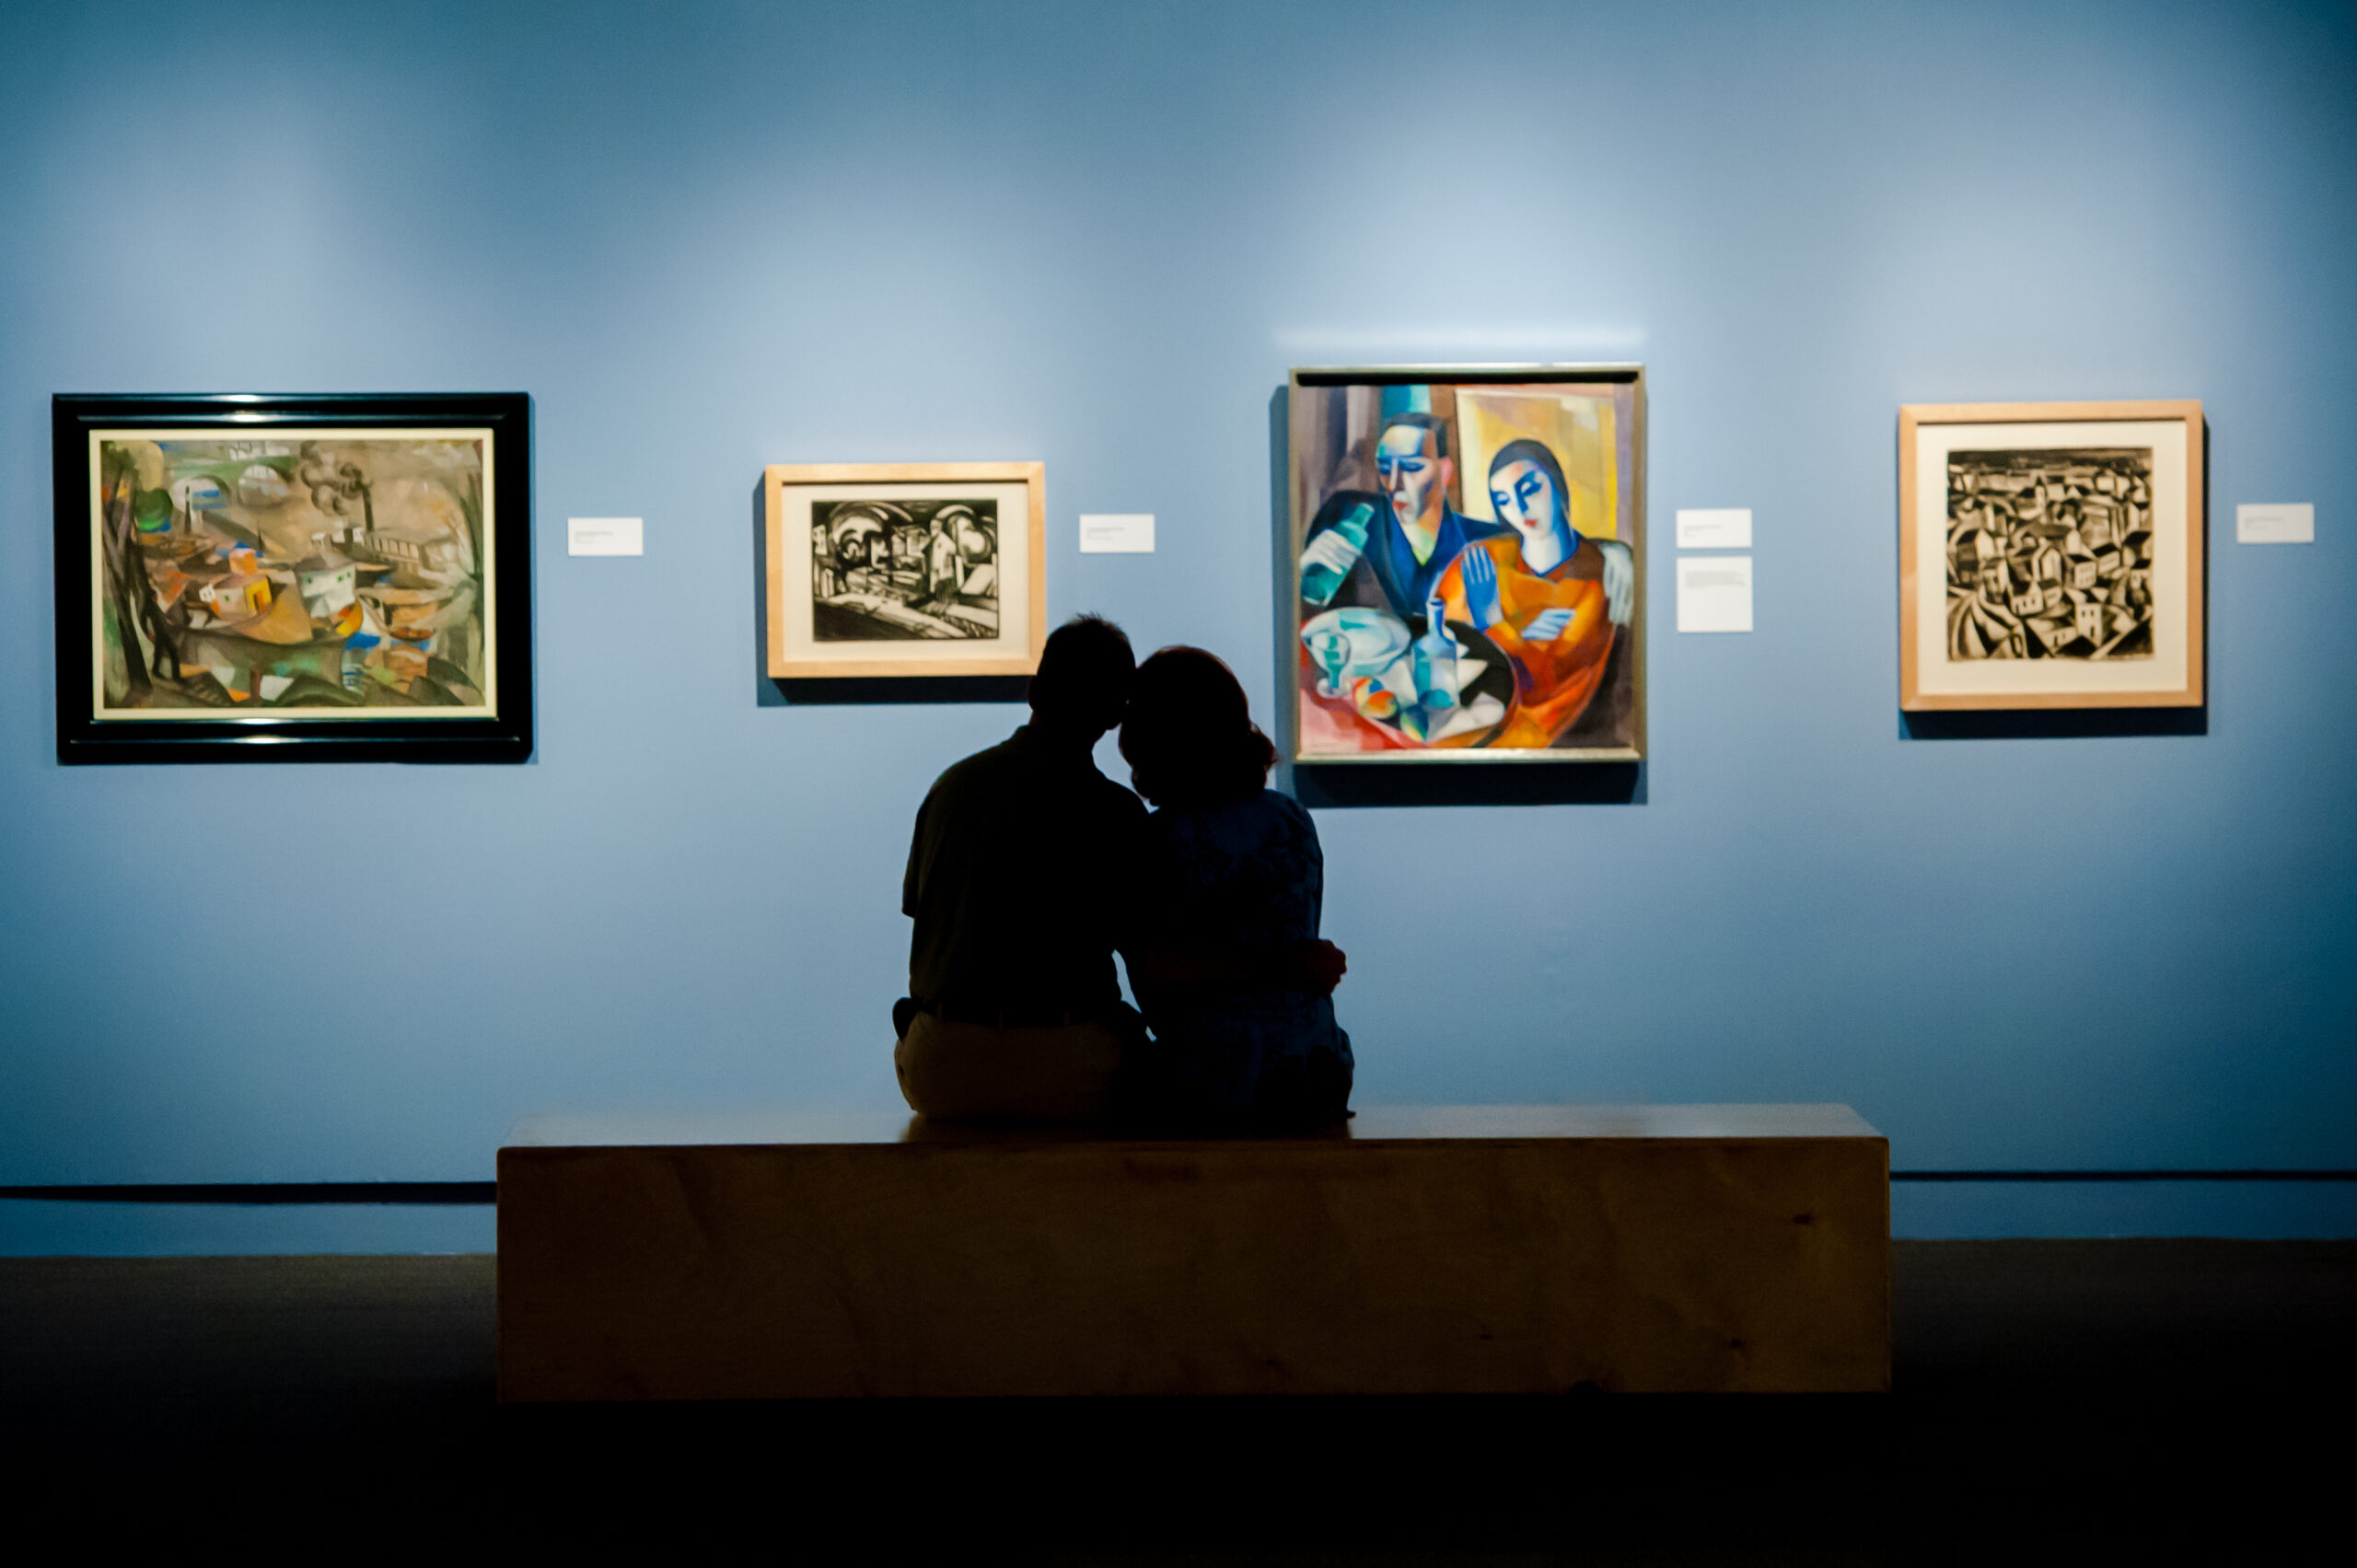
top-left (893, 1010), bottom-right (1129, 1122)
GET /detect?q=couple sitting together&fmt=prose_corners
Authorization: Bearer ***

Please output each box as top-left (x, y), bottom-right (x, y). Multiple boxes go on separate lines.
top-left (893, 614), bottom-right (1353, 1131)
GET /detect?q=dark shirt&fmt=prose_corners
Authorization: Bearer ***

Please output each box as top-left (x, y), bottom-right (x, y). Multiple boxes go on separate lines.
top-left (902, 724), bottom-right (1149, 1015)
top-left (1129, 789), bottom-right (1353, 1127)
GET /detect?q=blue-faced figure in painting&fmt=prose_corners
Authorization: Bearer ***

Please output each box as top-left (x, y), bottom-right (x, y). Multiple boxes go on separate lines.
top-left (1474, 437), bottom-right (1636, 630)
top-left (1428, 438), bottom-right (1634, 748)
top-left (1298, 412), bottom-right (1504, 633)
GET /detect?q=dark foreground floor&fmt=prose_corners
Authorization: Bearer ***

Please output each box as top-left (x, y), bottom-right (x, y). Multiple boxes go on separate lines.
top-left (2, 1240), bottom-right (2351, 1563)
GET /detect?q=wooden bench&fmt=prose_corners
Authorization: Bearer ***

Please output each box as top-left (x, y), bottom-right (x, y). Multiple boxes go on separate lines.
top-left (496, 1105), bottom-right (1888, 1400)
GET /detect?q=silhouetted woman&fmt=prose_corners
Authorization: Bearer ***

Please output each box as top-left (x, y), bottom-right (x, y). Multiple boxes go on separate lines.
top-left (1120, 646), bottom-right (1353, 1129)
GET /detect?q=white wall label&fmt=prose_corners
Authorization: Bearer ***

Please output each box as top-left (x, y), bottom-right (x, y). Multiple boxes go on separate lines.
top-left (2236, 503), bottom-right (2314, 544)
top-left (1677, 555), bottom-right (1753, 633)
top-left (567, 517), bottom-right (644, 556)
top-left (1078, 513), bottom-right (1155, 553)
top-left (1676, 507), bottom-right (1753, 549)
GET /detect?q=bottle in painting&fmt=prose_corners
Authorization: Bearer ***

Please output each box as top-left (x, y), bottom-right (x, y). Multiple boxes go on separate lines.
top-left (1411, 593), bottom-right (1459, 715)
top-left (1300, 502), bottom-right (1374, 607)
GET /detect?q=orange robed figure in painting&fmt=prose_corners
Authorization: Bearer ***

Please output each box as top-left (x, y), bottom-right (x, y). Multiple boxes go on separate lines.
top-left (1434, 439), bottom-right (1624, 749)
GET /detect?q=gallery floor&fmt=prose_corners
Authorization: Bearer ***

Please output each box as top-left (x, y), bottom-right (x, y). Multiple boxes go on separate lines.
top-left (3, 1239), bottom-right (2348, 1562)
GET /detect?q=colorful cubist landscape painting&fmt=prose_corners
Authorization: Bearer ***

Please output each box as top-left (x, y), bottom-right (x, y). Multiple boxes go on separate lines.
top-left (89, 430), bottom-right (495, 717)
top-left (1288, 374), bottom-right (1643, 761)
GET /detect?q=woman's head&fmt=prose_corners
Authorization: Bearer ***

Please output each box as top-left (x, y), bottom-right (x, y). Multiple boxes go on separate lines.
top-left (1120, 646), bottom-right (1277, 809)
top-left (1486, 438), bottom-right (1573, 543)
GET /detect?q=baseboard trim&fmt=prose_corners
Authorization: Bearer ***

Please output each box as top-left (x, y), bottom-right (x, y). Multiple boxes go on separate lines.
top-left (3, 1170), bottom-right (2353, 1204)
top-left (0, 1183), bottom-right (499, 1204)
top-left (1893, 1170), bottom-right (2357, 1182)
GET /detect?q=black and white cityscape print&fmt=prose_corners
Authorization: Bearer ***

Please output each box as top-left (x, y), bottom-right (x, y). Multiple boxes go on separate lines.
top-left (1945, 448), bottom-right (2154, 661)
top-left (811, 497), bottom-right (999, 641)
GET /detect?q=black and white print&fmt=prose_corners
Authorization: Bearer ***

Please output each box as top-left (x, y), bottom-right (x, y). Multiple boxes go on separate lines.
top-left (1945, 448), bottom-right (2154, 661)
top-left (811, 497), bottom-right (998, 641)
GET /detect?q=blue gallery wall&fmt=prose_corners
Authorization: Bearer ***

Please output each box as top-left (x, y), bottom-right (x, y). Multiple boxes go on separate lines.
top-left (3, 0), bottom-right (2352, 1249)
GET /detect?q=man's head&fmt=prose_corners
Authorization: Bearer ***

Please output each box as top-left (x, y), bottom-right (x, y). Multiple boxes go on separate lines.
top-left (1028, 613), bottom-right (1135, 739)
top-left (1376, 413), bottom-right (1454, 532)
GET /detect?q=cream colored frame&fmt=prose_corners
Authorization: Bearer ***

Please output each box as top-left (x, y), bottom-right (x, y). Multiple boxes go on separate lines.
top-left (765, 461), bottom-right (1047, 679)
top-left (1899, 401), bottom-right (2204, 711)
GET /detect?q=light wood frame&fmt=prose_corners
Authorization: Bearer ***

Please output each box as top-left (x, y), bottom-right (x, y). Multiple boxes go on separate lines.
top-left (1283, 365), bottom-right (1646, 764)
top-left (1899, 401), bottom-right (2204, 711)
top-left (765, 461), bottom-right (1046, 679)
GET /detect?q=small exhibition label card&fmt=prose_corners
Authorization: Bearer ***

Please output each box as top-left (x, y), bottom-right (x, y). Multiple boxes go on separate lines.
top-left (1079, 514), bottom-right (1155, 553)
top-left (2236, 503), bottom-right (2314, 544)
top-left (1675, 508), bottom-right (1753, 550)
top-left (567, 517), bottom-right (644, 556)
top-left (1678, 555), bottom-right (1753, 633)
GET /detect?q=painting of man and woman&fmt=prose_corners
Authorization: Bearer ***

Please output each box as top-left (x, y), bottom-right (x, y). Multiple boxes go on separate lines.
top-left (1288, 371), bottom-right (1644, 761)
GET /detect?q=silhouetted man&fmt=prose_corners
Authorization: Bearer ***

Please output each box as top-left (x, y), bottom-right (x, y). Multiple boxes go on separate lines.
top-left (894, 614), bottom-right (1148, 1121)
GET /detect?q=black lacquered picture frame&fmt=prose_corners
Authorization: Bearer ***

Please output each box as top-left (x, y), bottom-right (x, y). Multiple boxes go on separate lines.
top-left (52, 392), bottom-right (533, 763)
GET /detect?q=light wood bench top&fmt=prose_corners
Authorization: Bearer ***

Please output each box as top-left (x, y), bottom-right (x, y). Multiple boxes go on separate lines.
top-left (505, 1103), bottom-right (1882, 1150)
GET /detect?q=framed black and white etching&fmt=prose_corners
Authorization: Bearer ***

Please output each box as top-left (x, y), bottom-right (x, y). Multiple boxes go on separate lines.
top-left (52, 392), bottom-right (533, 763)
top-left (764, 462), bottom-right (1045, 678)
top-left (1900, 401), bottom-right (2205, 711)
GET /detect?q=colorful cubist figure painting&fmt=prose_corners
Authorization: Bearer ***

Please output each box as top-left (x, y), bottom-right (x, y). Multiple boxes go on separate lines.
top-left (1288, 376), bottom-right (1643, 760)
top-left (91, 431), bottom-right (495, 715)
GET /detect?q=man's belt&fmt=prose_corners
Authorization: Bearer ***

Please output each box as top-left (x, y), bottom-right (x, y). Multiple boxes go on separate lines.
top-left (917, 997), bottom-right (1105, 1029)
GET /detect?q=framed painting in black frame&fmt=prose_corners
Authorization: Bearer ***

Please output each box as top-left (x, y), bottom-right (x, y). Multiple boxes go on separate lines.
top-left (52, 393), bottom-right (533, 763)
top-left (1286, 365), bottom-right (1645, 763)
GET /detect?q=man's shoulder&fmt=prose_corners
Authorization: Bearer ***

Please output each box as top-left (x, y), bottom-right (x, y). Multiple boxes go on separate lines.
top-left (1088, 770), bottom-right (1150, 824)
top-left (932, 731), bottom-right (1142, 819)
top-left (924, 731), bottom-right (1023, 797)
top-left (1453, 509), bottom-right (1508, 542)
